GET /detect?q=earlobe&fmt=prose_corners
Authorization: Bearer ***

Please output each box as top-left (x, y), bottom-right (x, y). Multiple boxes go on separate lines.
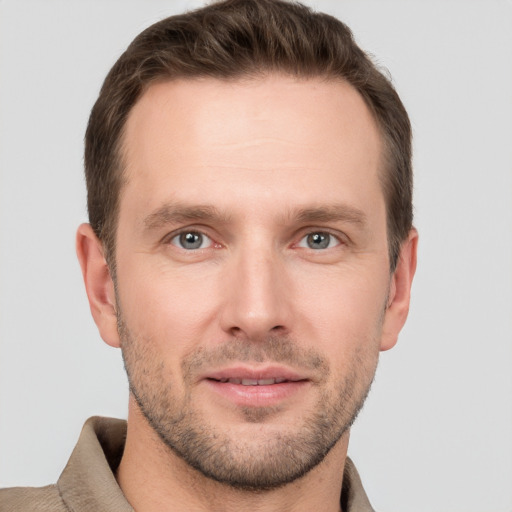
top-left (380, 228), bottom-right (418, 351)
top-left (76, 223), bottom-right (121, 348)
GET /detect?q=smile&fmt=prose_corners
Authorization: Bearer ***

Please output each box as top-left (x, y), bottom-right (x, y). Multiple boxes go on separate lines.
top-left (211, 377), bottom-right (292, 385)
top-left (202, 369), bottom-right (310, 408)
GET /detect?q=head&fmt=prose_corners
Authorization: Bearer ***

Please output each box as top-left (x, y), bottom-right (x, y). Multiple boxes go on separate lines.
top-left (84, 0), bottom-right (412, 276)
top-left (78, 0), bottom-right (417, 493)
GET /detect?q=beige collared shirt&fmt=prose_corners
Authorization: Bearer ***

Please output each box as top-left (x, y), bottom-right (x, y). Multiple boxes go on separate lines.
top-left (0, 416), bottom-right (375, 511)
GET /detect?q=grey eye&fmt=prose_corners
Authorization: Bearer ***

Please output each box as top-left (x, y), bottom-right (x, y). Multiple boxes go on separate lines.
top-left (298, 232), bottom-right (339, 250)
top-left (171, 231), bottom-right (211, 250)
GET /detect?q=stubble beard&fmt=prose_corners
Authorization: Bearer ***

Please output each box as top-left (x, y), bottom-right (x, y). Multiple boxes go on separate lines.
top-left (118, 314), bottom-right (379, 491)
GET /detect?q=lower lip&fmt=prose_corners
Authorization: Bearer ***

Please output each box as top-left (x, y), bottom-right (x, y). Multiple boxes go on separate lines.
top-left (203, 379), bottom-right (309, 407)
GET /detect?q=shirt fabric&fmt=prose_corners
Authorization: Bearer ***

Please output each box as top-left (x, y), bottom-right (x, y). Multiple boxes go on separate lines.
top-left (0, 416), bottom-right (375, 511)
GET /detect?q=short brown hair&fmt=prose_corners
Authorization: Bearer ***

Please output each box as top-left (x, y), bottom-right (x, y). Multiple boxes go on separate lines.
top-left (85, 0), bottom-right (412, 272)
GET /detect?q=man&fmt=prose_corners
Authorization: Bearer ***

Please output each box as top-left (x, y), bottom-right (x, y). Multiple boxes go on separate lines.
top-left (0, 0), bottom-right (417, 510)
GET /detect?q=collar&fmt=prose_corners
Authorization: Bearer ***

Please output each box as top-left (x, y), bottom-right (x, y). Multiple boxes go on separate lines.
top-left (57, 416), bottom-right (374, 512)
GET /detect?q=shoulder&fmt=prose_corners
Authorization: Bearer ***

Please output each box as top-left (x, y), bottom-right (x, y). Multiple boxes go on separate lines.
top-left (0, 417), bottom-right (130, 512)
top-left (0, 484), bottom-right (68, 511)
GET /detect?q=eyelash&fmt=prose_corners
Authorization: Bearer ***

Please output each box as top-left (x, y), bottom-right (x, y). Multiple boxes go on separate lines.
top-left (296, 231), bottom-right (343, 250)
top-left (164, 228), bottom-right (345, 252)
top-left (167, 230), bottom-right (217, 250)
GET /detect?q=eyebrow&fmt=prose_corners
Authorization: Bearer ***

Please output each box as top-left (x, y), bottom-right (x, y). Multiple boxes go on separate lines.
top-left (143, 202), bottom-right (367, 231)
top-left (294, 205), bottom-right (367, 226)
top-left (143, 203), bottom-right (232, 231)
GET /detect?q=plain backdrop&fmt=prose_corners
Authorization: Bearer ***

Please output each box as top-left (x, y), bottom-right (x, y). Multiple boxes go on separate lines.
top-left (0, 1), bottom-right (511, 511)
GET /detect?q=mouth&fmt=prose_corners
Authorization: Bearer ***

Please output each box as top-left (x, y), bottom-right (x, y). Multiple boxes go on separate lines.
top-left (209, 377), bottom-right (297, 385)
top-left (201, 367), bottom-right (310, 407)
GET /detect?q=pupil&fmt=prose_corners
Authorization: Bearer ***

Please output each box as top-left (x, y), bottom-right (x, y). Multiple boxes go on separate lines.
top-left (180, 232), bottom-right (202, 249)
top-left (308, 232), bottom-right (329, 249)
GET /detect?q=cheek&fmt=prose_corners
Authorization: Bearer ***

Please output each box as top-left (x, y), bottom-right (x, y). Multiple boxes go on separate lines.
top-left (295, 264), bottom-right (389, 348)
top-left (115, 258), bottom-right (222, 346)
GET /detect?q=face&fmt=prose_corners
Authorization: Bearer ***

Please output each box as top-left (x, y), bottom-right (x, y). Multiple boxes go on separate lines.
top-left (93, 75), bottom-right (410, 489)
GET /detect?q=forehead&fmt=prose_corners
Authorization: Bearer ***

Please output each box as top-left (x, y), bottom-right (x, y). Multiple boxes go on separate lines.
top-left (119, 75), bottom-right (383, 218)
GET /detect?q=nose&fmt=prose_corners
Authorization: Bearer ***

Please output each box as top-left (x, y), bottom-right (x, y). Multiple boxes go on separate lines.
top-left (219, 243), bottom-right (292, 340)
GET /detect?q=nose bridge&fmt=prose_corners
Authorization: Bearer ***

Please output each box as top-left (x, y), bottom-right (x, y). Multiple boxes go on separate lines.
top-left (221, 235), bottom-right (290, 338)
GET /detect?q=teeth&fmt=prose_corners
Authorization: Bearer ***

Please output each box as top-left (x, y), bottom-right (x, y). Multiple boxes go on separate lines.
top-left (257, 378), bottom-right (275, 385)
top-left (221, 378), bottom-right (288, 385)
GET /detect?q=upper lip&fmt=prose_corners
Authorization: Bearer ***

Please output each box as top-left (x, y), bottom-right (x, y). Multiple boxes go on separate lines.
top-left (200, 365), bottom-right (309, 383)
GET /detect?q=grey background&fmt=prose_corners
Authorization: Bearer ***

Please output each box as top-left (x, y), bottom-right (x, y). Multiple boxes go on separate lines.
top-left (1, 1), bottom-right (511, 511)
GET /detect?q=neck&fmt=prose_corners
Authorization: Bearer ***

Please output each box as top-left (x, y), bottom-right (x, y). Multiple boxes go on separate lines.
top-left (117, 397), bottom-right (349, 512)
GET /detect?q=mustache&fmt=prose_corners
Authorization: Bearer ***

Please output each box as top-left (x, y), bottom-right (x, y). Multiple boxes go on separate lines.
top-left (181, 334), bottom-right (330, 378)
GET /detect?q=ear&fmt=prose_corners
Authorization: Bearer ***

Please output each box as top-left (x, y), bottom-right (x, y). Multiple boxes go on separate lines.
top-left (380, 228), bottom-right (418, 351)
top-left (76, 223), bottom-right (121, 348)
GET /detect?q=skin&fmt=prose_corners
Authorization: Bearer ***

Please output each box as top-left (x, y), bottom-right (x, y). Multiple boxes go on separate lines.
top-left (77, 75), bottom-right (417, 512)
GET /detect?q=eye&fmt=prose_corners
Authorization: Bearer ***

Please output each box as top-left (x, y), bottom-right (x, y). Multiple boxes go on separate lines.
top-left (170, 231), bottom-right (212, 250)
top-left (297, 231), bottom-right (340, 250)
